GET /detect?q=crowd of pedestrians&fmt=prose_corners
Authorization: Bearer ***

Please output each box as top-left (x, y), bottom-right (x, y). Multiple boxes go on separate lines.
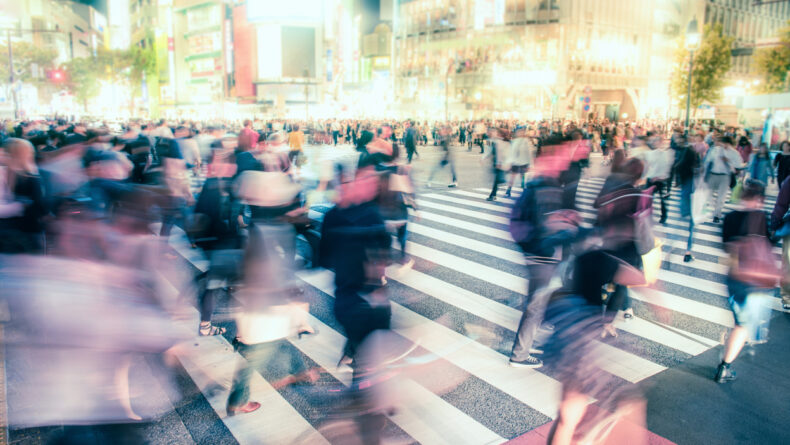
top-left (0, 114), bottom-right (788, 444)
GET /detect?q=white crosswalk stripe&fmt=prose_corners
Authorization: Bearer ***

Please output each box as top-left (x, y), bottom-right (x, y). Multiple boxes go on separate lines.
top-left (164, 175), bottom-right (786, 443)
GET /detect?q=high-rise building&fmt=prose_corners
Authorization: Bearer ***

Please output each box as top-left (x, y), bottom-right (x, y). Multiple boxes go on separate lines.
top-left (697, 0), bottom-right (790, 81)
top-left (392, 0), bottom-right (687, 120)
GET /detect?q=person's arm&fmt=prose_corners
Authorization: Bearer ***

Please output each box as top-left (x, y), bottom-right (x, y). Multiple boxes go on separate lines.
top-left (771, 179), bottom-right (790, 229)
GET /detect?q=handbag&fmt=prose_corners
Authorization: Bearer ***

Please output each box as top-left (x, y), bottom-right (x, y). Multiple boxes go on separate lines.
top-left (730, 213), bottom-right (781, 288)
top-left (729, 179), bottom-right (743, 203)
top-left (640, 239), bottom-right (663, 285)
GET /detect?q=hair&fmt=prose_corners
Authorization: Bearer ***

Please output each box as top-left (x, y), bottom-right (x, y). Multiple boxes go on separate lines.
top-left (719, 135), bottom-right (734, 146)
top-left (740, 178), bottom-right (766, 202)
top-left (243, 119), bottom-right (252, 127)
top-left (3, 138), bottom-right (38, 174)
top-left (622, 158), bottom-right (644, 184)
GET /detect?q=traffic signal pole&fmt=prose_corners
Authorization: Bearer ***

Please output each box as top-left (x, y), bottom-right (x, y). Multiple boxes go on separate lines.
top-left (7, 29), bottom-right (18, 120)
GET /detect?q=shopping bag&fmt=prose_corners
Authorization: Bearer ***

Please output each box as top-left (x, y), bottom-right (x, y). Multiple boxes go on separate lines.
top-left (729, 179), bottom-right (743, 203)
top-left (692, 181), bottom-right (710, 222)
top-left (236, 304), bottom-right (300, 344)
top-left (641, 239), bottom-right (663, 285)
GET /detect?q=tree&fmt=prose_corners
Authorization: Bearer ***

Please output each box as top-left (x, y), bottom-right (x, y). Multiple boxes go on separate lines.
top-left (754, 21), bottom-right (790, 93)
top-left (63, 55), bottom-right (102, 110)
top-left (0, 41), bottom-right (58, 84)
top-left (671, 23), bottom-right (734, 114)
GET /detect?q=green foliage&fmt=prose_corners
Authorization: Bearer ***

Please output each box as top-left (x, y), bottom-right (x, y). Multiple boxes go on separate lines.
top-left (754, 21), bottom-right (790, 93)
top-left (0, 41), bottom-right (58, 83)
top-left (63, 45), bottom-right (157, 107)
top-left (671, 23), bottom-right (734, 111)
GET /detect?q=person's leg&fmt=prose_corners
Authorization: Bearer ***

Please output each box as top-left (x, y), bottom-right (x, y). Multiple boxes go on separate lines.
top-left (488, 170), bottom-right (500, 200)
top-left (510, 262), bottom-right (555, 363)
top-left (782, 235), bottom-right (790, 309)
top-left (712, 175), bottom-right (727, 219)
top-left (547, 390), bottom-right (589, 445)
top-left (396, 223), bottom-right (408, 261)
top-left (656, 180), bottom-right (668, 223)
top-left (449, 157), bottom-right (458, 183)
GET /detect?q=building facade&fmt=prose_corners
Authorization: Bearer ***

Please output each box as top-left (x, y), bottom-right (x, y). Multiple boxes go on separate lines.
top-left (392, 0), bottom-right (689, 120)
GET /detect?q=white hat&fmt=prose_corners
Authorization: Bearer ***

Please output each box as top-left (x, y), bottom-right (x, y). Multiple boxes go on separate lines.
top-left (236, 171), bottom-right (301, 207)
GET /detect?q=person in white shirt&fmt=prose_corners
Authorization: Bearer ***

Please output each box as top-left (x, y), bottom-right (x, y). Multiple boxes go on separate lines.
top-left (634, 135), bottom-right (674, 223)
top-left (504, 126), bottom-right (534, 197)
top-left (151, 120), bottom-right (174, 139)
top-left (704, 136), bottom-right (744, 222)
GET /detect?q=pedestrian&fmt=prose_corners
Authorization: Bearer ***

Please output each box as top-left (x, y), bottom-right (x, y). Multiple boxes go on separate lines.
top-left (0, 138), bottom-right (47, 253)
top-left (484, 127), bottom-right (510, 201)
top-left (319, 166), bottom-right (392, 368)
top-left (747, 142), bottom-right (774, 184)
top-left (636, 136), bottom-right (673, 224)
top-left (426, 125), bottom-right (458, 188)
top-left (674, 136), bottom-right (701, 262)
top-left (593, 158), bottom-right (647, 331)
top-left (771, 176), bottom-right (790, 311)
top-left (404, 121), bottom-right (419, 164)
top-left (773, 141), bottom-right (790, 187)
top-left (508, 137), bottom-right (581, 368)
top-left (504, 126), bottom-right (533, 197)
top-left (716, 179), bottom-right (779, 383)
top-left (704, 136), bottom-right (743, 223)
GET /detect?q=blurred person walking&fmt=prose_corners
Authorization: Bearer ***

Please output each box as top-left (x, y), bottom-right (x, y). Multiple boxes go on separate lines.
top-left (773, 140), bottom-right (790, 187)
top-left (484, 127), bottom-right (511, 202)
top-left (0, 138), bottom-right (47, 253)
top-left (427, 125), bottom-right (458, 188)
top-left (715, 179), bottom-right (779, 383)
top-left (674, 136), bottom-right (702, 262)
top-left (704, 136), bottom-right (743, 223)
top-left (747, 142), bottom-right (774, 184)
top-left (404, 121), bottom-right (419, 164)
top-left (508, 137), bottom-right (580, 368)
top-left (504, 126), bottom-right (533, 197)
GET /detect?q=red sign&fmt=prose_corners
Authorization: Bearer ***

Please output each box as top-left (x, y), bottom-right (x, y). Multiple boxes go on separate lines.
top-left (168, 37), bottom-right (174, 51)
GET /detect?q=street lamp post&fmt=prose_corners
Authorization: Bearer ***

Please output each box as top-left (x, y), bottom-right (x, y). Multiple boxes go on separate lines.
top-left (684, 17), bottom-right (700, 134)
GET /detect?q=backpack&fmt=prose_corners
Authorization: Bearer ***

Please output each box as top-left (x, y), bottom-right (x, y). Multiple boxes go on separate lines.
top-left (509, 184), bottom-right (536, 246)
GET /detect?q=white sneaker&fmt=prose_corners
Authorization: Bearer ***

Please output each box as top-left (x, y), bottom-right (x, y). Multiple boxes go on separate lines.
top-left (448, 181), bottom-right (458, 188)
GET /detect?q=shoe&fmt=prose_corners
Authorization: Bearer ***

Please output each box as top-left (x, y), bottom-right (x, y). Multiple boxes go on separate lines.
top-left (713, 216), bottom-right (721, 223)
top-left (659, 218), bottom-right (667, 224)
top-left (505, 188), bottom-right (512, 198)
top-left (509, 355), bottom-right (543, 368)
top-left (486, 196), bottom-right (496, 202)
top-left (782, 301), bottom-right (790, 311)
top-left (683, 254), bottom-right (693, 263)
top-left (448, 182), bottom-right (458, 188)
top-left (427, 182), bottom-right (433, 188)
top-left (227, 401), bottom-right (261, 416)
top-left (529, 347), bottom-right (544, 355)
top-left (623, 308), bottom-right (634, 320)
top-left (714, 363), bottom-right (736, 383)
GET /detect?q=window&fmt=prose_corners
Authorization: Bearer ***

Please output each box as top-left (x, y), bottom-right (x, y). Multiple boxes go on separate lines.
top-left (74, 25), bottom-right (85, 33)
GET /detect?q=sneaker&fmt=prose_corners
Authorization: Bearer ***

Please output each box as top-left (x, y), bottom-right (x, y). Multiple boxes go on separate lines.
top-left (683, 254), bottom-right (694, 263)
top-left (714, 363), bottom-right (736, 383)
top-left (509, 355), bottom-right (543, 368)
top-left (448, 182), bottom-right (458, 188)
top-left (713, 216), bottom-right (721, 223)
top-left (486, 196), bottom-right (496, 202)
top-left (529, 347), bottom-right (544, 355)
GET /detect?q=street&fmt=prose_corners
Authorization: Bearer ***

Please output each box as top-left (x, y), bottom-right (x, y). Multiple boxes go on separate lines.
top-left (8, 144), bottom-right (788, 445)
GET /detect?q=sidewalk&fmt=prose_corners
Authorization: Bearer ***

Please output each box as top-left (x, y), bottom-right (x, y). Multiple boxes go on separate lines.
top-left (642, 312), bottom-right (790, 444)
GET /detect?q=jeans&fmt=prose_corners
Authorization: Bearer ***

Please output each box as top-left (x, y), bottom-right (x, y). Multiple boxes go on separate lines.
top-left (781, 235), bottom-right (790, 305)
top-left (511, 260), bottom-right (557, 361)
top-left (646, 178), bottom-right (668, 222)
top-left (227, 339), bottom-right (306, 409)
top-left (680, 180), bottom-right (695, 251)
top-left (707, 173), bottom-right (729, 218)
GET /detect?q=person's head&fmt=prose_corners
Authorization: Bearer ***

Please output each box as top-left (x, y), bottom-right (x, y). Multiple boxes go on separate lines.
top-left (292, 124), bottom-right (299, 132)
top-left (738, 135), bottom-right (750, 147)
top-left (781, 140), bottom-right (790, 154)
top-left (622, 158), bottom-right (645, 185)
top-left (719, 135), bottom-right (734, 148)
top-left (2, 137), bottom-right (37, 173)
top-left (243, 119), bottom-right (252, 128)
top-left (759, 142), bottom-right (769, 156)
top-left (740, 178), bottom-right (766, 207)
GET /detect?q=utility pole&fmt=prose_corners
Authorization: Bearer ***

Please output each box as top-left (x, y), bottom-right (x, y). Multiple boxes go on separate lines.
top-left (7, 29), bottom-right (17, 120)
top-left (304, 68), bottom-right (309, 123)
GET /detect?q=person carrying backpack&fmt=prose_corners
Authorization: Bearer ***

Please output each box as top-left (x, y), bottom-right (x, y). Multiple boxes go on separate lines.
top-left (509, 136), bottom-right (581, 368)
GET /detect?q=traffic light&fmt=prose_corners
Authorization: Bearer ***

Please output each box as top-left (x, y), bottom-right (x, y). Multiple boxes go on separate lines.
top-left (47, 69), bottom-right (66, 82)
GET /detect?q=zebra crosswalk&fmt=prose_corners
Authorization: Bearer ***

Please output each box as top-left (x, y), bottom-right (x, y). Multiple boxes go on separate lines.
top-left (165, 175), bottom-right (784, 444)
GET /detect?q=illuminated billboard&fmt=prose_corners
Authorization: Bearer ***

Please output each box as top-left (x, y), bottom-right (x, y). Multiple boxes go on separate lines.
top-left (247, 0), bottom-right (323, 23)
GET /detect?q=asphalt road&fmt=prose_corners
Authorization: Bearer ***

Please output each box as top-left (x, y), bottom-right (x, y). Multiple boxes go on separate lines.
top-left (6, 143), bottom-right (790, 445)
